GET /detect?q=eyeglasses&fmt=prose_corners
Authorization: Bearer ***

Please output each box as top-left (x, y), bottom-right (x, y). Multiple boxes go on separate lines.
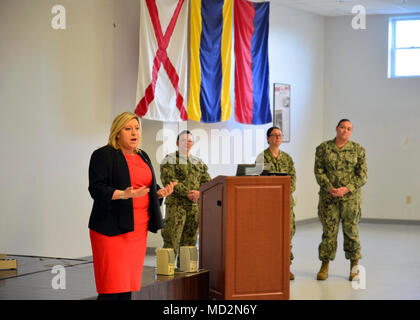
top-left (269, 134), bottom-right (282, 138)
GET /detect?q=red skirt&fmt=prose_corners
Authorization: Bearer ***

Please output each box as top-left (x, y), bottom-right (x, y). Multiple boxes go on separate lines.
top-left (89, 215), bottom-right (148, 293)
top-left (90, 153), bottom-right (151, 294)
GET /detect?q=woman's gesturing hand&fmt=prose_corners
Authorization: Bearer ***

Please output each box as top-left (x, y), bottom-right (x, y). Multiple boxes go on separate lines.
top-left (157, 182), bottom-right (178, 199)
top-left (123, 186), bottom-right (150, 199)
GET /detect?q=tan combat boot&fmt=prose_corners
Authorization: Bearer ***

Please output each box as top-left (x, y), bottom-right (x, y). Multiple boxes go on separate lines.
top-left (349, 260), bottom-right (359, 281)
top-left (316, 261), bottom-right (329, 280)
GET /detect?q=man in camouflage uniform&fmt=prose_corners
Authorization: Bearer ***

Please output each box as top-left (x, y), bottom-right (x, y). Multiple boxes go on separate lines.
top-left (160, 130), bottom-right (211, 268)
top-left (256, 127), bottom-right (296, 280)
top-left (314, 119), bottom-right (367, 281)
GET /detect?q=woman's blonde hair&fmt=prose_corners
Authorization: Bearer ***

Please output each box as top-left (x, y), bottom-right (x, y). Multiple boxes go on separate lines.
top-left (108, 111), bottom-right (141, 151)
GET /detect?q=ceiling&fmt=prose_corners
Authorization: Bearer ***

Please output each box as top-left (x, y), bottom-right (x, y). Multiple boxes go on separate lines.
top-left (271, 0), bottom-right (420, 16)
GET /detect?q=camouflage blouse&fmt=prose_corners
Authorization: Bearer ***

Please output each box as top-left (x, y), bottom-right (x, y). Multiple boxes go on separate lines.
top-left (160, 151), bottom-right (211, 206)
top-left (315, 139), bottom-right (367, 200)
top-left (256, 148), bottom-right (296, 206)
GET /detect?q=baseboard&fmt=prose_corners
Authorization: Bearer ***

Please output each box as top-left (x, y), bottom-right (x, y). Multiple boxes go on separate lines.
top-left (295, 218), bottom-right (318, 226)
top-left (360, 218), bottom-right (420, 225)
top-left (146, 247), bottom-right (157, 256)
top-left (145, 218), bottom-right (420, 256)
top-left (7, 254), bottom-right (92, 262)
top-left (294, 217), bottom-right (420, 226)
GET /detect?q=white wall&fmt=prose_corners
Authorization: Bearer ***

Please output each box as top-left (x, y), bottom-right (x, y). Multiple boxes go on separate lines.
top-left (324, 14), bottom-right (420, 220)
top-left (268, 3), bottom-right (325, 222)
top-left (0, 0), bottom-right (324, 258)
top-left (0, 0), bottom-right (140, 258)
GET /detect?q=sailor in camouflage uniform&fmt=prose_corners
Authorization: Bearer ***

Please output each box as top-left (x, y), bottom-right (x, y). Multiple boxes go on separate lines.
top-left (314, 119), bottom-right (367, 281)
top-left (160, 130), bottom-right (211, 267)
top-left (256, 127), bottom-right (296, 280)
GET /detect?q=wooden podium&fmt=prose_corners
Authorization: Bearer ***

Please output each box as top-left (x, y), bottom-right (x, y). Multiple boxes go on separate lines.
top-left (199, 176), bottom-right (290, 300)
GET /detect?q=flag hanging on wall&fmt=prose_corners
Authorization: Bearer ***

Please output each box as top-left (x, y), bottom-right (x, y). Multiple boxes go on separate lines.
top-left (188, 0), bottom-right (233, 123)
top-left (135, 0), bottom-right (188, 121)
top-left (234, 0), bottom-right (272, 125)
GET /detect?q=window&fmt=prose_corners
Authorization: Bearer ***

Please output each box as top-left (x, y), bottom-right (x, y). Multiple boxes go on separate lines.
top-left (388, 16), bottom-right (420, 78)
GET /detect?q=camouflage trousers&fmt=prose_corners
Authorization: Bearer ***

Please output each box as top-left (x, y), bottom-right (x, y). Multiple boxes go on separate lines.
top-left (161, 203), bottom-right (199, 267)
top-left (290, 207), bottom-right (295, 265)
top-left (317, 196), bottom-right (362, 261)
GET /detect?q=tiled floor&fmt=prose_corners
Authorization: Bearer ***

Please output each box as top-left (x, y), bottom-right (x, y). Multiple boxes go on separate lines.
top-left (2, 222), bottom-right (419, 300)
top-left (289, 222), bottom-right (420, 300)
top-left (144, 221), bottom-right (420, 300)
top-left (0, 257), bottom-right (97, 300)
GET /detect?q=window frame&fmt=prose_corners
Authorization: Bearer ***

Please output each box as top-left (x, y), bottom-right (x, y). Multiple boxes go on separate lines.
top-left (388, 15), bottom-right (420, 79)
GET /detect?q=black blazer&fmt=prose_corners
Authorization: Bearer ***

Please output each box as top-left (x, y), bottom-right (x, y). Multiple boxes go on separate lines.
top-left (88, 145), bottom-right (164, 236)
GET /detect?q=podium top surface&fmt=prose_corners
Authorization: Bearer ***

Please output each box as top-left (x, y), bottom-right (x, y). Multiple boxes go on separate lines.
top-left (210, 175), bottom-right (291, 181)
top-left (200, 175), bottom-right (291, 191)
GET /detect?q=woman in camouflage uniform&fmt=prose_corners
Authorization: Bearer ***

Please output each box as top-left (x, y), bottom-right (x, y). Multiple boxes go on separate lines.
top-left (314, 119), bottom-right (367, 281)
top-left (160, 130), bottom-right (211, 268)
top-left (256, 127), bottom-right (296, 280)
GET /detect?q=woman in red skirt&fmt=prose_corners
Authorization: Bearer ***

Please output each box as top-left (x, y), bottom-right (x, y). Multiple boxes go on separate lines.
top-left (88, 112), bottom-right (176, 300)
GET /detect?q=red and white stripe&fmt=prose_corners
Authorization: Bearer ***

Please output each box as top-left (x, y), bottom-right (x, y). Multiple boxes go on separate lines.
top-left (135, 0), bottom-right (188, 121)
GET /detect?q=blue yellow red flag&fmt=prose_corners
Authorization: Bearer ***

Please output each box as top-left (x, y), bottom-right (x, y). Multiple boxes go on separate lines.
top-left (234, 0), bottom-right (271, 124)
top-left (188, 0), bottom-right (233, 123)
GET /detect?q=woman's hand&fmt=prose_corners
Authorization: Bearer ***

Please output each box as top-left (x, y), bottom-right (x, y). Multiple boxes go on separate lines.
top-left (157, 182), bottom-right (178, 199)
top-left (113, 186), bottom-right (150, 200)
top-left (124, 186), bottom-right (150, 198)
top-left (187, 190), bottom-right (200, 203)
top-left (330, 187), bottom-right (350, 198)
